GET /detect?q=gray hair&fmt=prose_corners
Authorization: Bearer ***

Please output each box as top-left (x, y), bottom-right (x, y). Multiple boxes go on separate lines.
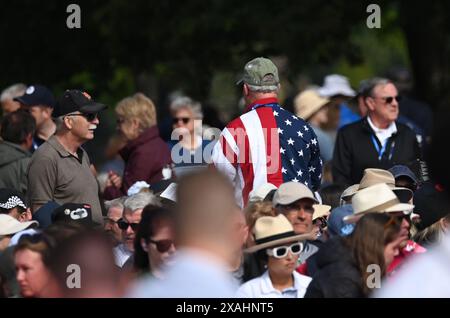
top-left (359, 77), bottom-right (392, 98)
top-left (1, 83), bottom-right (27, 102)
top-left (54, 116), bottom-right (66, 133)
top-left (104, 196), bottom-right (126, 211)
top-left (124, 192), bottom-right (160, 213)
top-left (247, 83), bottom-right (280, 94)
top-left (170, 96), bottom-right (203, 119)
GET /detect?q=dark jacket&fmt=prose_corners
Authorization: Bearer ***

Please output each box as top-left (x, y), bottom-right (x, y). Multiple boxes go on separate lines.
top-left (104, 126), bottom-right (171, 199)
top-left (332, 117), bottom-right (420, 187)
top-left (304, 237), bottom-right (364, 298)
top-left (0, 141), bottom-right (31, 194)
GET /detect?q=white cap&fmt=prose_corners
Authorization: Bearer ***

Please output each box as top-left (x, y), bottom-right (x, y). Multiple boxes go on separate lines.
top-left (0, 214), bottom-right (38, 236)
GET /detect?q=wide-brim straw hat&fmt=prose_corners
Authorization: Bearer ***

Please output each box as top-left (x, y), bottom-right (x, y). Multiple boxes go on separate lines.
top-left (344, 183), bottom-right (414, 223)
top-left (245, 214), bottom-right (310, 253)
top-left (294, 90), bottom-right (330, 120)
top-left (312, 204), bottom-right (331, 221)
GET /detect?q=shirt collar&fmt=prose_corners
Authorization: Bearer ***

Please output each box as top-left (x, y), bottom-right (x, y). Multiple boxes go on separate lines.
top-left (260, 270), bottom-right (298, 295)
top-left (47, 135), bottom-right (84, 162)
top-left (245, 98), bottom-right (279, 113)
top-left (367, 116), bottom-right (397, 135)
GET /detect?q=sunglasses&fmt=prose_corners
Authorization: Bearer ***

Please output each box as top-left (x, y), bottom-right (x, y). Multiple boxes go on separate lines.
top-left (67, 112), bottom-right (98, 122)
top-left (378, 95), bottom-right (402, 104)
top-left (313, 216), bottom-right (328, 229)
top-left (117, 219), bottom-right (140, 231)
top-left (172, 117), bottom-right (191, 125)
top-left (149, 239), bottom-right (174, 253)
top-left (266, 242), bottom-right (303, 259)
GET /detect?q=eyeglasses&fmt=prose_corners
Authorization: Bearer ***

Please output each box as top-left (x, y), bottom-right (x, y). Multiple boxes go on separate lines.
top-left (266, 242), bottom-right (303, 259)
top-left (66, 112), bottom-right (98, 122)
top-left (117, 219), bottom-right (140, 231)
top-left (376, 95), bottom-right (402, 104)
top-left (149, 239), bottom-right (174, 253)
top-left (172, 117), bottom-right (191, 125)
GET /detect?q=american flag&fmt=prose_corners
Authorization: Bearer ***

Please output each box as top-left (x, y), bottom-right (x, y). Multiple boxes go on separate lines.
top-left (212, 98), bottom-right (323, 207)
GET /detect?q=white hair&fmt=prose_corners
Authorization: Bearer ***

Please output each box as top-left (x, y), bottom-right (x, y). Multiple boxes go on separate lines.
top-left (170, 96), bottom-right (203, 119)
top-left (124, 192), bottom-right (160, 213)
top-left (247, 84), bottom-right (280, 94)
top-left (1, 83), bottom-right (27, 102)
top-left (104, 196), bottom-right (126, 211)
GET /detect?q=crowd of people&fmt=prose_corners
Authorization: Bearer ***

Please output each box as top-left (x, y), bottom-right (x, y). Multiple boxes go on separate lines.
top-left (0, 56), bottom-right (449, 298)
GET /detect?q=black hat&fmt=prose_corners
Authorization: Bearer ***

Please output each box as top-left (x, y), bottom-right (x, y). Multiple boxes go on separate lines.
top-left (389, 165), bottom-right (418, 186)
top-left (0, 188), bottom-right (27, 210)
top-left (414, 182), bottom-right (450, 231)
top-left (32, 201), bottom-right (61, 229)
top-left (51, 203), bottom-right (99, 227)
top-left (53, 89), bottom-right (107, 117)
top-left (13, 85), bottom-right (56, 108)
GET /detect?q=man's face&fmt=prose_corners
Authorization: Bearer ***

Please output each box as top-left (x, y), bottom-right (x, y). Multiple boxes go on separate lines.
top-left (7, 207), bottom-right (32, 222)
top-left (1, 99), bottom-right (21, 114)
top-left (66, 112), bottom-right (99, 142)
top-left (21, 105), bottom-right (50, 129)
top-left (367, 83), bottom-right (399, 124)
top-left (278, 198), bottom-right (315, 235)
top-left (104, 206), bottom-right (123, 245)
top-left (120, 208), bottom-right (143, 251)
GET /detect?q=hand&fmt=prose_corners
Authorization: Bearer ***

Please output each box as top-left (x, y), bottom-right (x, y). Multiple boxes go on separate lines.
top-left (108, 171), bottom-right (122, 189)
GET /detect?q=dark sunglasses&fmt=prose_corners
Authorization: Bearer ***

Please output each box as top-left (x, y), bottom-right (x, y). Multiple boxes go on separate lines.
top-left (67, 112), bottom-right (98, 122)
top-left (172, 117), bottom-right (191, 124)
top-left (313, 216), bottom-right (328, 229)
top-left (149, 239), bottom-right (174, 253)
top-left (380, 95), bottom-right (402, 104)
top-left (117, 219), bottom-right (140, 231)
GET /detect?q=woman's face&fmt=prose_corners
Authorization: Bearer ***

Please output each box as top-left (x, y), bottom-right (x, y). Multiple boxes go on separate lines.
top-left (116, 115), bottom-right (140, 141)
top-left (15, 249), bottom-right (52, 298)
top-left (267, 243), bottom-right (300, 277)
top-left (384, 236), bottom-right (403, 268)
top-left (147, 221), bottom-right (176, 275)
top-left (172, 108), bottom-right (195, 136)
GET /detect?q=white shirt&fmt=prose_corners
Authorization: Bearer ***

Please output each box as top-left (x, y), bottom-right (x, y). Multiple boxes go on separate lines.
top-left (128, 248), bottom-right (237, 298)
top-left (236, 270), bottom-right (312, 298)
top-left (367, 116), bottom-right (397, 147)
top-left (113, 244), bottom-right (132, 268)
top-left (375, 234), bottom-right (450, 298)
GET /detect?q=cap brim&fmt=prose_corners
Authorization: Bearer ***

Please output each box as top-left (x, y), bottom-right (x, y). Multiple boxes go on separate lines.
top-left (312, 204), bottom-right (331, 220)
top-left (392, 187), bottom-right (413, 203)
top-left (13, 95), bottom-right (33, 106)
top-left (80, 102), bottom-right (107, 114)
top-left (275, 196), bottom-right (319, 206)
top-left (236, 78), bottom-right (244, 86)
top-left (2, 220), bottom-right (39, 236)
top-left (244, 233), bottom-right (310, 253)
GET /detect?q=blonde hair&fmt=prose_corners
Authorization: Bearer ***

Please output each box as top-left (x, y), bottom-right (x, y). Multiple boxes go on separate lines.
top-left (115, 93), bottom-right (157, 130)
top-left (244, 201), bottom-right (276, 232)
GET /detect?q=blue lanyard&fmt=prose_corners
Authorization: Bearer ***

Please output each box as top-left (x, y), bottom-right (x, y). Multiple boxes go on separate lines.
top-left (371, 134), bottom-right (395, 161)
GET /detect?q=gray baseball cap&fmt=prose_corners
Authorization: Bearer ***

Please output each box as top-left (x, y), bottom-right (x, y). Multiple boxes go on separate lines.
top-left (272, 182), bottom-right (318, 206)
top-left (236, 57), bottom-right (279, 89)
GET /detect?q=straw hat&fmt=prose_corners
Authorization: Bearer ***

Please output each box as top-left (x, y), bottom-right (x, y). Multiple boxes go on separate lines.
top-left (312, 204), bottom-right (331, 221)
top-left (294, 90), bottom-right (330, 120)
top-left (340, 184), bottom-right (360, 202)
top-left (245, 214), bottom-right (310, 253)
top-left (358, 168), bottom-right (413, 203)
top-left (344, 183), bottom-right (414, 223)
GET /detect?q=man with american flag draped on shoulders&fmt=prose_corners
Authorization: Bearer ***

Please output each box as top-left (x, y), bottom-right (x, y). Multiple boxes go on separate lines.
top-left (212, 57), bottom-right (323, 207)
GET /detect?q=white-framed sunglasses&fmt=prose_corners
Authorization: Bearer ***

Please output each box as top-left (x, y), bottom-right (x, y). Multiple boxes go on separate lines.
top-left (266, 242), bottom-right (303, 259)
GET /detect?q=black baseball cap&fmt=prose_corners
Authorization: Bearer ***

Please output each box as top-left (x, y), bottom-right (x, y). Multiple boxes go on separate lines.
top-left (51, 203), bottom-right (99, 228)
top-left (13, 84), bottom-right (56, 108)
top-left (0, 188), bottom-right (28, 210)
top-left (414, 182), bottom-right (450, 231)
top-left (53, 89), bottom-right (107, 117)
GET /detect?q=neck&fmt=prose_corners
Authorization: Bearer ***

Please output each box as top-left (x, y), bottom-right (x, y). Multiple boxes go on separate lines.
top-left (308, 116), bottom-right (320, 127)
top-left (37, 119), bottom-right (56, 141)
top-left (369, 114), bottom-right (391, 130)
top-left (55, 133), bottom-right (83, 154)
top-left (228, 251), bottom-right (243, 272)
top-left (269, 269), bottom-right (293, 291)
top-left (246, 92), bottom-right (278, 107)
top-left (181, 133), bottom-right (199, 150)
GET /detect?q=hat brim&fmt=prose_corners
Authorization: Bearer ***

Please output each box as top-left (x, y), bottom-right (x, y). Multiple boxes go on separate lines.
top-left (1, 220), bottom-right (39, 236)
top-left (245, 233), bottom-right (310, 253)
top-left (275, 196), bottom-right (319, 206)
top-left (80, 102), bottom-right (107, 114)
top-left (392, 187), bottom-right (413, 203)
top-left (312, 204), bottom-right (331, 221)
top-left (343, 203), bottom-right (414, 224)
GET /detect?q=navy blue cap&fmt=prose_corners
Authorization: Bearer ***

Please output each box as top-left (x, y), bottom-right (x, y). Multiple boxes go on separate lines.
top-left (53, 89), bottom-right (106, 117)
top-left (327, 204), bottom-right (355, 238)
top-left (13, 85), bottom-right (56, 108)
top-left (32, 201), bottom-right (61, 229)
top-left (414, 182), bottom-right (450, 231)
top-left (388, 165), bottom-right (418, 185)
